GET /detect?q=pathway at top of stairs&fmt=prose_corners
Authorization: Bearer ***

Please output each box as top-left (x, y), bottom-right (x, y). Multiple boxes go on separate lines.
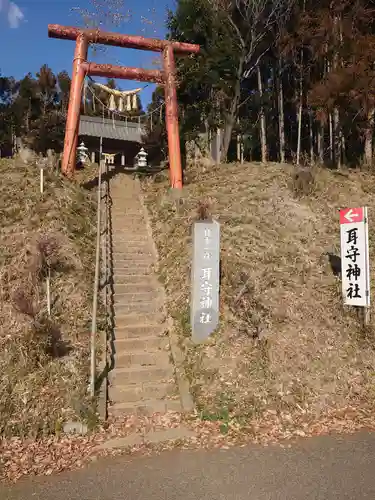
top-left (108, 172), bottom-right (182, 420)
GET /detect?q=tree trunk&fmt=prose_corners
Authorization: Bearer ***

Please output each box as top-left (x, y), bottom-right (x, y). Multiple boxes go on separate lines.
top-left (236, 117), bottom-right (242, 163)
top-left (296, 49), bottom-right (303, 166)
top-left (309, 110), bottom-right (314, 164)
top-left (220, 114), bottom-right (235, 162)
top-left (236, 134), bottom-right (244, 163)
top-left (332, 14), bottom-right (342, 168)
top-left (329, 112), bottom-right (333, 163)
top-left (220, 56), bottom-right (245, 162)
top-left (333, 107), bottom-right (341, 168)
top-left (317, 123), bottom-right (324, 163)
top-left (257, 66), bottom-right (267, 163)
top-left (341, 133), bottom-right (346, 165)
top-left (277, 58), bottom-right (286, 163)
top-left (25, 98), bottom-right (31, 134)
top-left (364, 106), bottom-right (375, 166)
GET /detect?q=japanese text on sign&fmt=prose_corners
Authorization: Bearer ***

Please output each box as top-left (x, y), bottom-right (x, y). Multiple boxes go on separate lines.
top-left (191, 221), bottom-right (220, 343)
top-left (340, 207), bottom-right (370, 307)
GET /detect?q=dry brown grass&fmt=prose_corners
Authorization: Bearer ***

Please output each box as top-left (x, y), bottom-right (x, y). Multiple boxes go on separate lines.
top-left (143, 161), bottom-right (375, 426)
top-left (0, 158), bottom-right (98, 438)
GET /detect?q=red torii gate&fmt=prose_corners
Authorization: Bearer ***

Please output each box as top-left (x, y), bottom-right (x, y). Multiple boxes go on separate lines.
top-left (48, 25), bottom-right (200, 189)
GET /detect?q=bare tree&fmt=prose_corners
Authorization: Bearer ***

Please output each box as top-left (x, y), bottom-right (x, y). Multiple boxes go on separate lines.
top-left (209, 0), bottom-right (295, 161)
top-left (296, 47), bottom-right (303, 166)
top-left (277, 57), bottom-right (286, 163)
top-left (364, 106), bottom-right (375, 166)
top-left (257, 65), bottom-right (267, 162)
top-left (36, 65), bottom-right (57, 117)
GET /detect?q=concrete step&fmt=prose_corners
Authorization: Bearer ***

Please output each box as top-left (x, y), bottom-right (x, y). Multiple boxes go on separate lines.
top-left (111, 215), bottom-right (145, 222)
top-left (112, 248), bottom-right (152, 256)
top-left (114, 335), bottom-right (168, 350)
top-left (111, 220), bottom-right (145, 225)
top-left (111, 206), bottom-right (143, 211)
top-left (112, 224), bottom-right (147, 231)
top-left (113, 245), bottom-right (152, 253)
top-left (108, 398), bottom-right (182, 417)
top-left (115, 301), bottom-right (161, 315)
top-left (113, 253), bottom-right (151, 265)
top-left (112, 236), bottom-right (149, 243)
top-left (111, 220), bottom-right (145, 226)
top-left (111, 209), bottom-right (143, 214)
top-left (114, 291), bottom-right (159, 304)
top-left (114, 324), bottom-right (167, 339)
top-left (113, 254), bottom-right (152, 262)
top-left (111, 240), bottom-right (151, 247)
top-left (112, 255), bottom-right (153, 263)
top-left (109, 365), bottom-right (172, 384)
top-left (112, 269), bottom-right (154, 279)
top-left (113, 274), bottom-right (155, 284)
top-left (111, 194), bottom-right (141, 199)
top-left (112, 228), bottom-right (148, 235)
top-left (114, 270), bottom-right (153, 280)
top-left (113, 266), bottom-right (154, 275)
top-left (114, 350), bottom-right (170, 368)
top-left (114, 283), bottom-right (158, 294)
top-left (112, 222), bottom-right (147, 229)
top-left (114, 312), bottom-right (165, 328)
top-left (111, 228), bottom-right (148, 235)
top-left (111, 212), bottom-right (144, 218)
top-left (112, 253), bottom-right (153, 261)
top-left (113, 249), bottom-right (153, 258)
top-left (112, 238), bottom-right (150, 244)
top-left (98, 426), bottom-right (196, 450)
top-left (109, 382), bottom-right (176, 404)
top-left (113, 267), bottom-right (154, 276)
top-left (112, 244), bottom-right (151, 253)
top-left (111, 189), bottom-right (140, 193)
top-left (112, 242), bottom-right (151, 250)
top-left (113, 258), bottom-right (154, 266)
top-left (112, 242), bottom-right (150, 249)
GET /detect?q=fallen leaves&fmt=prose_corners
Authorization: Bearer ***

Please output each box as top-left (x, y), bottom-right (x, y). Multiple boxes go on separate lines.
top-left (1, 405), bottom-right (375, 484)
top-left (0, 434), bottom-right (98, 483)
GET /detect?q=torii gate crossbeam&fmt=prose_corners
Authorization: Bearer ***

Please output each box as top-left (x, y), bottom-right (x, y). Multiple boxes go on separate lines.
top-left (48, 24), bottom-right (200, 189)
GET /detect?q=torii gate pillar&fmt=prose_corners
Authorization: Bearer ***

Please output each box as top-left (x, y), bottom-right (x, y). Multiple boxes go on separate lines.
top-left (48, 25), bottom-right (200, 189)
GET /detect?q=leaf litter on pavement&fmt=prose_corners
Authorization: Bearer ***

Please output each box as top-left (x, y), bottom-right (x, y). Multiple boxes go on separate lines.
top-left (2, 406), bottom-right (375, 484)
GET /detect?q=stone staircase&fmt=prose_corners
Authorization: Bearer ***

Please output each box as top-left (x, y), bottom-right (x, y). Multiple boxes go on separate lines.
top-left (107, 172), bottom-right (183, 417)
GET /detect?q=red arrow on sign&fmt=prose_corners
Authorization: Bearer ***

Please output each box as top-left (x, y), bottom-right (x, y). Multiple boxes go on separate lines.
top-left (339, 207), bottom-right (364, 224)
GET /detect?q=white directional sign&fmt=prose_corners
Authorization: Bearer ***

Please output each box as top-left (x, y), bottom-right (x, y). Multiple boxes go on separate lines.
top-left (340, 207), bottom-right (370, 307)
top-left (190, 220), bottom-right (220, 344)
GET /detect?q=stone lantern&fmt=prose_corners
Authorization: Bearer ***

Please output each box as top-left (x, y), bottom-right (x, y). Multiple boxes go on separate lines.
top-left (136, 147), bottom-right (148, 169)
top-left (77, 141), bottom-right (89, 165)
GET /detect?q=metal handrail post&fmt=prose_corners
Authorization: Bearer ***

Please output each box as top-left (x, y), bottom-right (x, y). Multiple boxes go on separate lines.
top-left (90, 159), bottom-right (103, 398)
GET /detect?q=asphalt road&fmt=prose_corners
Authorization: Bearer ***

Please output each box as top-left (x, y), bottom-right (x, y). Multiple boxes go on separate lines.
top-left (2, 432), bottom-right (375, 500)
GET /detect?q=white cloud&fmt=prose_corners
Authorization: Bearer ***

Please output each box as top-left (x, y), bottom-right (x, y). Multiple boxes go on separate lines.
top-left (0, 0), bottom-right (25, 28)
top-left (8, 2), bottom-right (24, 28)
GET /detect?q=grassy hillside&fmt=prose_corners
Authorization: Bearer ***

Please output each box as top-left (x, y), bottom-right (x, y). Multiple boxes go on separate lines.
top-left (144, 162), bottom-right (375, 428)
top-left (0, 158), bottom-right (97, 437)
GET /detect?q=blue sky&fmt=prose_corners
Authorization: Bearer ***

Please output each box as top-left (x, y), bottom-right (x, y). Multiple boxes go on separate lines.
top-left (0, 0), bottom-right (173, 106)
